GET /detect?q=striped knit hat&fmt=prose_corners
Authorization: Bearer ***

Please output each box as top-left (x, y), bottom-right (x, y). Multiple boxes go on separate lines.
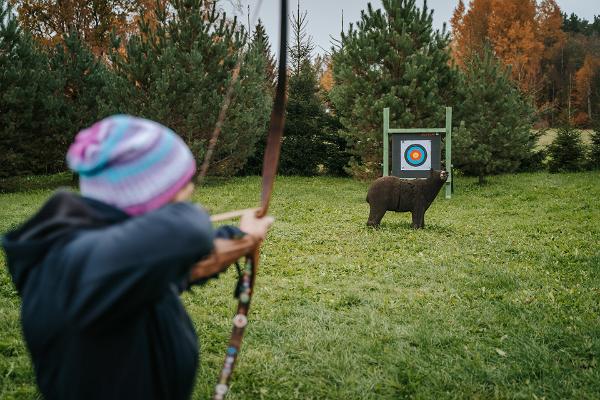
top-left (67, 115), bottom-right (196, 216)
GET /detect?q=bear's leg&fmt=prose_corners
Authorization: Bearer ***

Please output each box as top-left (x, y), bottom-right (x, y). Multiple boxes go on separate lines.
top-left (411, 206), bottom-right (425, 229)
top-left (367, 204), bottom-right (387, 227)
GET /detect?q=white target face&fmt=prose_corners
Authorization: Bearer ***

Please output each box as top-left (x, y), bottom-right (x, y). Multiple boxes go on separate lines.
top-left (400, 140), bottom-right (432, 171)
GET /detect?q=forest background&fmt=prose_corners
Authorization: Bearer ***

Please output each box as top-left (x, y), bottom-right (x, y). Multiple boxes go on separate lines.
top-left (1, 0), bottom-right (599, 182)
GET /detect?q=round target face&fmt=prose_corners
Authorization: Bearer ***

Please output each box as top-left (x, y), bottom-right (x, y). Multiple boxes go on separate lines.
top-left (404, 144), bottom-right (428, 167)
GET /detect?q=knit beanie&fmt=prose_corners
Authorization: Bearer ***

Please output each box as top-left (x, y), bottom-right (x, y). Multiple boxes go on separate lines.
top-left (67, 115), bottom-right (196, 216)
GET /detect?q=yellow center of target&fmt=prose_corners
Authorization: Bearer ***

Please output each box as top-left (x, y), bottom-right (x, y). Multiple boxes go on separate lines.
top-left (410, 150), bottom-right (421, 160)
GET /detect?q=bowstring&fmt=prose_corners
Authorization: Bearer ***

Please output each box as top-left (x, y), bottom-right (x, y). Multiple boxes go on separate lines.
top-left (197, 0), bottom-right (265, 185)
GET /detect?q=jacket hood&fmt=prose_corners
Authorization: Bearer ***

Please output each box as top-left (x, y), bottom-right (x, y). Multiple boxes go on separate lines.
top-left (2, 191), bottom-right (128, 293)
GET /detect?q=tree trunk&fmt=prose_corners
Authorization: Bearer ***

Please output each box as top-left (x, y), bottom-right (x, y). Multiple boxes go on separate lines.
top-left (588, 83), bottom-right (592, 120)
top-left (568, 73), bottom-right (572, 122)
top-left (478, 173), bottom-right (485, 185)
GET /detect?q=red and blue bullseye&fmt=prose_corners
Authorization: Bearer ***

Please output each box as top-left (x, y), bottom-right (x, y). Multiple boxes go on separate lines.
top-left (404, 144), bottom-right (427, 167)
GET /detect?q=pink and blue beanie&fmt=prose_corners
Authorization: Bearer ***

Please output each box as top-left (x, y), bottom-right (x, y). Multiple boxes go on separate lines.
top-left (67, 115), bottom-right (196, 216)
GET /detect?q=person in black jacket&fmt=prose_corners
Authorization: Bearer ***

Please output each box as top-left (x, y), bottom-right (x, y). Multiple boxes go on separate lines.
top-left (2, 115), bottom-right (273, 400)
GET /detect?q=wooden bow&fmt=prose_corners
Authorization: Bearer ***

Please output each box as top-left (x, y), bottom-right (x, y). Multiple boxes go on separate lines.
top-left (209, 1), bottom-right (288, 399)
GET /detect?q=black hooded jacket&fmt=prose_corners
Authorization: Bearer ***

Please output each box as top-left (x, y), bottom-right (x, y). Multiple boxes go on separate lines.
top-left (2, 191), bottom-right (227, 400)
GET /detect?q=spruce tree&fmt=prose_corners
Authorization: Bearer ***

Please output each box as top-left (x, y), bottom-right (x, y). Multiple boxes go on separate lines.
top-left (108, 0), bottom-right (272, 176)
top-left (280, 59), bottom-right (328, 175)
top-left (453, 48), bottom-right (535, 183)
top-left (0, 0), bottom-right (67, 177)
top-left (547, 124), bottom-right (585, 172)
top-left (251, 19), bottom-right (277, 91)
top-left (320, 101), bottom-right (351, 176)
top-left (50, 33), bottom-right (116, 138)
top-left (279, 2), bottom-right (329, 175)
top-left (588, 119), bottom-right (600, 170)
top-left (242, 19), bottom-right (278, 175)
top-left (330, 0), bottom-right (457, 177)
top-left (288, 0), bottom-right (314, 76)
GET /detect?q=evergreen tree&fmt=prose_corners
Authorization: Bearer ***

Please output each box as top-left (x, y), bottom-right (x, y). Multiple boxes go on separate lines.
top-left (50, 33), bottom-right (116, 138)
top-left (252, 19), bottom-right (277, 91)
top-left (588, 119), bottom-right (600, 170)
top-left (330, 0), bottom-right (457, 178)
top-left (242, 19), bottom-right (278, 175)
top-left (108, 0), bottom-right (272, 176)
top-left (0, 0), bottom-right (67, 177)
top-left (318, 55), bottom-right (351, 176)
top-left (289, 0), bottom-right (314, 76)
top-left (453, 48), bottom-right (535, 183)
top-left (280, 58), bottom-right (328, 175)
top-left (320, 102), bottom-right (351, 176)
top-left (547, 124), bottom-right (586, 172)
top-left (279, 2), bottom-right (330, 176)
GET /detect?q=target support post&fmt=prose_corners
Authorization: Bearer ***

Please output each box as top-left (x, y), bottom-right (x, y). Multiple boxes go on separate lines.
top-left (383, 108), bottom-right (390, 176)
top-left (445, 107), bottom-right (452, 199)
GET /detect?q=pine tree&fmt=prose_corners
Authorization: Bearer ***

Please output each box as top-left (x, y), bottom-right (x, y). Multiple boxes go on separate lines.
top-left (241, 19), bottom-right (278, 175)
top-left (251, 19), bottom-right (277, 91)
top-left (547, 124), bottom-right (586, 172)
top-left (0, 0), bottom-right (67, 177)
top-left (279, 1), bottom-right (332, 176)
top-left (108, 0), bottom-right (272, 176)
top-left (315, 55), bottom-right (351, 175)
top-left (50, 33), bottom-right (116, 137)
top-left (289, 0), bottom-right (314, 76)
top-left (453, 47), bottom-right (535, 183)
top-left (280, 58), bottom-right (328, 175)
top-left (330, 0), bottom-right (457, 178)
top-left (588, 119), bottom-right (600, 170)
top-left (320, 101), bottom-right (350, 176)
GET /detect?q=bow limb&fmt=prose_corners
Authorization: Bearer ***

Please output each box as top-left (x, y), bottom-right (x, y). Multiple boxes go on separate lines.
top-left (256, 1), bottom-right (288, 218)
top-left (211, 1), bottom-right (287, 399)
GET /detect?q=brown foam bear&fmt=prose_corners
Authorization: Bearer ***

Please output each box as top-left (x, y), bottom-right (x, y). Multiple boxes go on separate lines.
top-left (366, 170), bottom-right (448, 229)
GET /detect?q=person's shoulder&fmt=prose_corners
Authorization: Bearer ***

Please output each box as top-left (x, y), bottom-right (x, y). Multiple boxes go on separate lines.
top-left (147, 202), bottom-right (210, 229)
top-left (134, 202), bottom-right (213, 243)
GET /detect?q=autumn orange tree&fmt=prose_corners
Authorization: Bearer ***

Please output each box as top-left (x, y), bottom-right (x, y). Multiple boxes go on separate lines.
top-left (560, 14), bottom-right (600, 125)
top-left (573, 54), bottom-right (600, 124)
top-left (10, 0), bottom-right (142, 55)
top-left (451, 0), bottom-right (600, 126)
top-left (451, 0), bottom-right (564, 101)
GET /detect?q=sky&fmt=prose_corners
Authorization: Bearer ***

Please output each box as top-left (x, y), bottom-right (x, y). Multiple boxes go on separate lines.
top-left (223, 0), bottom-right (599, 56)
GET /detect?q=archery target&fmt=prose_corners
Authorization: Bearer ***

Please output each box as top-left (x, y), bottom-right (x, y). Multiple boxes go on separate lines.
top-left (401, 140), bottom-right (431, 170)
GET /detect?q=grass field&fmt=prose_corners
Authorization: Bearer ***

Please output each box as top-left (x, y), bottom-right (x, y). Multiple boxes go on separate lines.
top-left (1, 172), bottom-right (599, 399)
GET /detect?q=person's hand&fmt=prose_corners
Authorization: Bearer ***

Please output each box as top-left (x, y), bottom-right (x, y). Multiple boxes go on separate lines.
top-left (239, 210), bottom-right (274, 242)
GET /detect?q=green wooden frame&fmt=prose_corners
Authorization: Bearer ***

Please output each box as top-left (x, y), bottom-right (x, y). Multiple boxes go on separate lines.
top-left (383, 107), bottom-right (453, 199)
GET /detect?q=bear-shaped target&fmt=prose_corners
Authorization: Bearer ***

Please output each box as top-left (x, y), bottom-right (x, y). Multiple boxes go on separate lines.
top-left (366, 169), bottom-right (448, 229)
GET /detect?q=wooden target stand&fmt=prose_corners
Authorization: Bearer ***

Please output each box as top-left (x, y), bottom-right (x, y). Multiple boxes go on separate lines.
top-left (383, 107), bottom-right (453, 199)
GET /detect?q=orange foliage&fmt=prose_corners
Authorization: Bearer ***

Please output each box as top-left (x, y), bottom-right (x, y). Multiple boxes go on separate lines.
top-left (450, 0), bottom-right (492, 68)
top-left (574, 55), bottom-right (600, 121)
top-left (11, 0), bottom-right (141, 55)
top-left (135, 0), bottom-right (168, 32)
top-left (451, 0), bottom-right (565, 98)
top-left (320, 60), bottom-right (334, 92)
top-left (488, 0), bottom-right (542, 96)
top-left (536, 0), bottom-right (566, 59)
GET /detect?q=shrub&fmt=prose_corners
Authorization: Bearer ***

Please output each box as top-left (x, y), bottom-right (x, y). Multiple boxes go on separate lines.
top-left (547, 125), bottom-right (586, 172)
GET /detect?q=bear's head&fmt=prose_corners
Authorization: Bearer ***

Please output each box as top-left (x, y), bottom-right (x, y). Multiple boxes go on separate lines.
top-left (439, 170), bottom-right (448, 181)
top-left (429, 169), bottom-right (448, 181)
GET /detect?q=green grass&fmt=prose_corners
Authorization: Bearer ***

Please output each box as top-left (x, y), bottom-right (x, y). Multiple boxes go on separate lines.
top-left (1, 172), bottom-right (599, 399)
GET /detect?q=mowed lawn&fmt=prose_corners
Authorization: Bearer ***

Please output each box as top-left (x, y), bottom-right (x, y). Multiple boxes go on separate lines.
top-left (1, 172), bottom-right (599, 399)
